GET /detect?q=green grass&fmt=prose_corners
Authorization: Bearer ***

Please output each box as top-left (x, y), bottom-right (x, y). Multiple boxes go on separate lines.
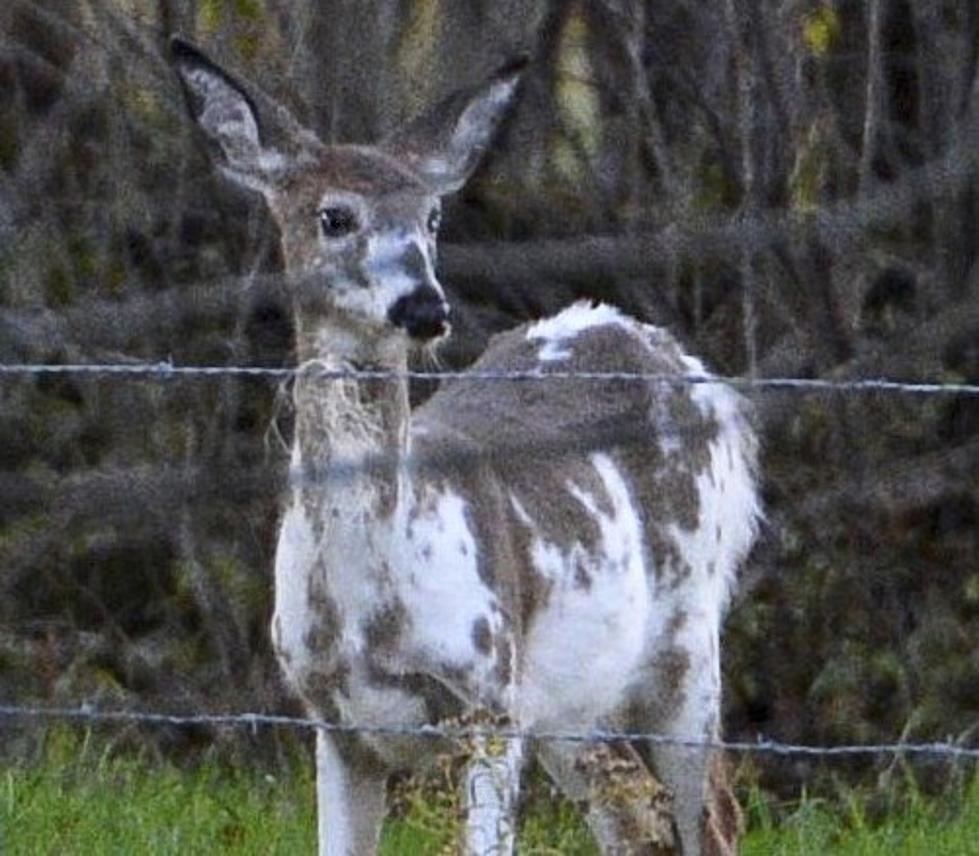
top-left (2, 731), bottom-right (978, 854)
top-left (1, 731), bottom-right (316, 855)
top-left (0, 730), bottom-right (594, 855)
top-left (741, 773), bottom-right (979, 856)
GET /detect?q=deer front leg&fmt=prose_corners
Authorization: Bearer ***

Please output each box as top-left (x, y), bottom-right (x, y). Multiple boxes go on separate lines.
top-left (463, 733), bottom-right (524, 855)
top-left (316, 729), bottom-right (388, 856)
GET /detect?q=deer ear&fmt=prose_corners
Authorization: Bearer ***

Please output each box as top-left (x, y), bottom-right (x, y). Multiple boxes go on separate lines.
top-left (169, 38), bottom-right (283, 192)
top-left (384, 57), bottom-right (527, 195)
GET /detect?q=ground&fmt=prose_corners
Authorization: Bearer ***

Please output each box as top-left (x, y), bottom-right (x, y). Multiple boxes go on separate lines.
top-left (3, 729), bottom-right (979, 855)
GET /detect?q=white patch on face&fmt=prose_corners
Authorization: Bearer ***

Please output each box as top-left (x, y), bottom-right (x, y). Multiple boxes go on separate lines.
top-left (517, 453), bottom-right (650, 727)
top-left (326, 230), bottom-right (442, 328)
top-left (526, 301), bottom-right (633, 361)
top-left (396, 487), bottom-right (500, 677)
top-left (368, 232), bottom-right (410, 269)
top-left (367, 231), bottom-right (435, 293)
top-left (334, 280), bottom-right (407, 327)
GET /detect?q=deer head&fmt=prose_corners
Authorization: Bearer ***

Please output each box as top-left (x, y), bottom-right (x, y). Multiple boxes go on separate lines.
top-left (170, 38), bottom-right (524, 348)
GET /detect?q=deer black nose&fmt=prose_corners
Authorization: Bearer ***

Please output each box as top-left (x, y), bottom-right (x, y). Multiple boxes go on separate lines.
top-left (388, 286), bottom-right (450, 340)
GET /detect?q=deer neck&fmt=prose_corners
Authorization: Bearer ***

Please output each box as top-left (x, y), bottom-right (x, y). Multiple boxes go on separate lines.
top-left (291, 313), bottom-right (411, 534)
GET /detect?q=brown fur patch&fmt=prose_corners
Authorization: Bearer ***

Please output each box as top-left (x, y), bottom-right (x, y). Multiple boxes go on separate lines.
top-left (413, 315), bottom-right (724, 633)
top-left (413, 319), bottom-right (672, 635)
top-left (624, 610), bottom-right (690, 729)
top-left (295, 572), bottom-right (348, 706)
top-left (304, 571), bottom-right (342, 657)
top-left (653, 648), bottom-right (691, 710)
top-left (304, 665), bottom-right (350, 705)
top-left (362, 599), bottom-right (408, 656)
top-left (471, 616), bottom-right (493, 655)
top-left (494, 635), bottom-right (513, 687)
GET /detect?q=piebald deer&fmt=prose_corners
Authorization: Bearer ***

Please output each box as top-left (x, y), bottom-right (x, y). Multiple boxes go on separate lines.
top-left (171, 38), bottom-right (760, 856)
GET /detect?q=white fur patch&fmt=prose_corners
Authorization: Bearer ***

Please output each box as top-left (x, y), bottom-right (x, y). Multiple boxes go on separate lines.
top-left (271, 500), bottom-right (318, 683)
top-left (366, 242), bottom-right (429, 303)
top-left (517, 454), bottom-right (650, 727)
top-left (526, 301), bottom-right (633, 361)
top-left (397, 487), bottom-right (501, 677)
top-left (667, 409), bottom-right (761, 611)
top-left (335, 677), bottom-right (426, 733)
top-left (679, 353), bottom-right (723, 419)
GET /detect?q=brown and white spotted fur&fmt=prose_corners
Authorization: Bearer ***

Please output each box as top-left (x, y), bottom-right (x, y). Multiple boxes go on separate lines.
top-left (171, 38), bottom-right (761, 856)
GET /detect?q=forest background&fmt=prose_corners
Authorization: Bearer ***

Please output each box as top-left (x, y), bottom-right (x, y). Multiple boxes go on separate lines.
top-left (0, 0), bottom-right (977, 803)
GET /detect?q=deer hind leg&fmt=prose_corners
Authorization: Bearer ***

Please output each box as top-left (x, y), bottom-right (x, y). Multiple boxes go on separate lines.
top-left (463, 731), bottom-right (524, 855)
top-left (644, 732), bottom-right (741, 856)
top-left (638, 646), bottom-right (743, 855)
top-left (701, 751), bottom-right (742, 856)
top-left (315, 729), bottom-right (389, 856)
top-left (536, 740), bottom-right (680, 855)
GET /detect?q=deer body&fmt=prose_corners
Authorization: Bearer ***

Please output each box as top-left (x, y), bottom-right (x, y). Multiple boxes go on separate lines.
top-left (172, 40), bottom-right (760, 856)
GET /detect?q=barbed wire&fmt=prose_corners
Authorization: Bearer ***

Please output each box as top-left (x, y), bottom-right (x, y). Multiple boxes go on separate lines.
top-left (3, 9), bottom-right (977, 822)
top-left (0, 360), bottom-right (977, 396)
top-left (1, 704), bottom-right (977, 760)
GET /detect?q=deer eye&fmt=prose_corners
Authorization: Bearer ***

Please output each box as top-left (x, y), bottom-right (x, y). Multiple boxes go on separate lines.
top-left (426, 207), bottom-right (441, 234)
top-left (318, 206), bottom-right (358, 238)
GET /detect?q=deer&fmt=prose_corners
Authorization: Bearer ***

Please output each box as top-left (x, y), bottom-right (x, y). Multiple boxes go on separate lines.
top-left (170, 37), bottom-right (761, 856)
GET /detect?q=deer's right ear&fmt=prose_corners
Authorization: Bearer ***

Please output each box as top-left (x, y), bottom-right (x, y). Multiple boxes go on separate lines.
top-left (169, 38), bottom-right (281, 193)
top-left (383, 56), bottom-right (527, 195)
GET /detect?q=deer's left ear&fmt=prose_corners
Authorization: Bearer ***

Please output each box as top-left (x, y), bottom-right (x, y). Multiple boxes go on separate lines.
top-left (384, 57), bottom-right (527, 195)
top-left (170, 37), bottom-right (310, 195)
top-left (170, 39), bottom-right (264, 170)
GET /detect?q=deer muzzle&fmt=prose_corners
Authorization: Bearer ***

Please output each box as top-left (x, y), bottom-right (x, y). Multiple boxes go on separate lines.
top-left (387, 286), bottom-right (450, 340)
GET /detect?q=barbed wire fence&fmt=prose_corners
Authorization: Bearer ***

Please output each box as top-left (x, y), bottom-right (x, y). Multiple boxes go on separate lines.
top-left (2, 159), bottom-right (977, 830)
top-left (2, 704), bottom-right (979, 760)
top-left (1, 360), bottom-right (979, 396)
top-left (0, 357), bottom-right (977, 767)
top-left (2, 4), bottom-right (979, 841)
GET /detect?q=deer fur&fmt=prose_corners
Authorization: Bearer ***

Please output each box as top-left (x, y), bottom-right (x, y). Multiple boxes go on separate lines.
top-left (171, 38), bottom-right (761, 856)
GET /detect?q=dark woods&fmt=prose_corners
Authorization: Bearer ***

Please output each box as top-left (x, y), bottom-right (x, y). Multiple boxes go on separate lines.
top-left (1, 0), bottom-right (977, 792)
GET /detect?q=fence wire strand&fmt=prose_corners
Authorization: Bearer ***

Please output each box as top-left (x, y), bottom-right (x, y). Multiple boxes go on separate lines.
top-left (1, 704), bottom-right (977, 759)
top-left (0, 360), bottom-right (977, 396)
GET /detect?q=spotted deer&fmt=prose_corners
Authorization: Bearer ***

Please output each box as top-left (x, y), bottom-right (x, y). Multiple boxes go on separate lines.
top-left (171, 37), bottom-right (760, 856)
